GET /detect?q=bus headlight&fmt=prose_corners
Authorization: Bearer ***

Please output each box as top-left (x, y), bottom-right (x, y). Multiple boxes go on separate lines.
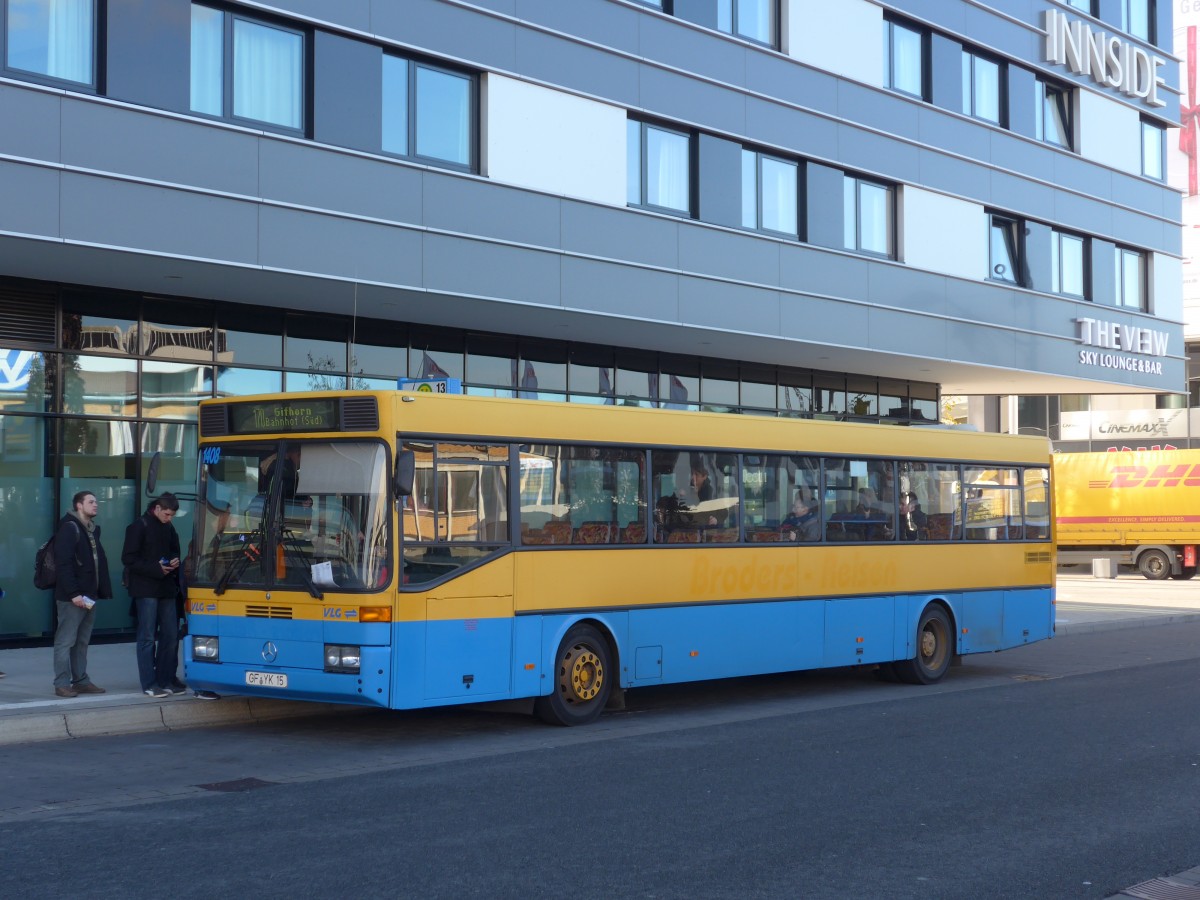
top-left (192, 636), bottom-right (219, 661)
top-left (324, 644), bottom-right (361, 673)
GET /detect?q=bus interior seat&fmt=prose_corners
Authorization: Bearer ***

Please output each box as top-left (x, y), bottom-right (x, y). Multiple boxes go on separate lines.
top-left (620, 523), bottom-right (646, 544)
top-left (704, 528), bottom-right (738, 543)
top-left (575, 522), bottom-right (614, 544)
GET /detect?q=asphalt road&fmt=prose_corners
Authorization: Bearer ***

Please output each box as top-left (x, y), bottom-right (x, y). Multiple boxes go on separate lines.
top-left (3, 622), bottom-right (1199, 899)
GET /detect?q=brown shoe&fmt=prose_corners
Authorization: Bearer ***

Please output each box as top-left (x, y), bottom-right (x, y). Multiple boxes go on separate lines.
top-left (55, 686), bottom-right (78, 698)
top-left (74, 683), bottom-right (106, 694)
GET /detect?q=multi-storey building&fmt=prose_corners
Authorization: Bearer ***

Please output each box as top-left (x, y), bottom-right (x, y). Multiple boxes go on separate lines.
top-left (0, 0), bottom-right (1180, 641)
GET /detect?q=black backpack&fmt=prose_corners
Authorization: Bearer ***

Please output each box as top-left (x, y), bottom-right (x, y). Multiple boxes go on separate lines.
top-left (33, 521), bottom-right (79, 591)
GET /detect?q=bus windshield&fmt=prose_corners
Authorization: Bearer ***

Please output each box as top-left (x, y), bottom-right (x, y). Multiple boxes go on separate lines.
top-left (192, 440), bottom-right (390, 593)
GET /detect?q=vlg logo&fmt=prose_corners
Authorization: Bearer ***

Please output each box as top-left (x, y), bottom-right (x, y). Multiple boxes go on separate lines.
top-left (0, 350), bottom-right (34, 392)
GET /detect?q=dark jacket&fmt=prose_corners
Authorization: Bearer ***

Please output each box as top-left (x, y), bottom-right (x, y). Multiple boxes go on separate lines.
top-left (121, 512), bottom-right (182, 600)
top-left (53, 513), bottom-right (113, 603)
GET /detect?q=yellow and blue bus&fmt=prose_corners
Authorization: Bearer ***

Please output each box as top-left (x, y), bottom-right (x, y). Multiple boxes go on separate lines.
top-left (183, 390), bottom-right (1054, 725)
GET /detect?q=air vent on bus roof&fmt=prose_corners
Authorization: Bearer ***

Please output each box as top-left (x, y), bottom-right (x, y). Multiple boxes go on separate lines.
top-left (341, 397), bottom-right (379, 431)
top-left (200, 405), bottom-right (229, 437)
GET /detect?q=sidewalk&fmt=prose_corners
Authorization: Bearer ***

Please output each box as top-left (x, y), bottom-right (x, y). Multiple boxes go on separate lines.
top-left (0, 640), bottom-right (363, 747)
top-left (2, 570), bottom-right (1198, 746)
top-left (1054, 569), bottom-right (1200, 635)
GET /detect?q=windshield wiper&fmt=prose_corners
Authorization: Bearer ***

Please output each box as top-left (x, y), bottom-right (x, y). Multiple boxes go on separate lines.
top-left (279, 527), bottom-right (323, 600)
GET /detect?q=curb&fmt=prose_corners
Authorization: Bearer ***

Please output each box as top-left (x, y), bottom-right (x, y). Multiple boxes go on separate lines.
top-left (0, 696), bottom-right (370, 747)
top-left (1054, 612), bottom-right (1200, 637)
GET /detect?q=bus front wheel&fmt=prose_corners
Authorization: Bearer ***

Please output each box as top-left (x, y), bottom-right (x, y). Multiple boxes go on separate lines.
top-left (893, 605), bottom-right (953, 685)
top-left (536, 624), bottom-right (613, 726)
top-left (1138, 549), bottom-right (1171, 581)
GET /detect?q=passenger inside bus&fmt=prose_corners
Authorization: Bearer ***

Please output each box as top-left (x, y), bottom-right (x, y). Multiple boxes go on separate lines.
top-left (898, 491), bottom-right (929, 541)
top-left (780, 493), bottom-right (820, 542)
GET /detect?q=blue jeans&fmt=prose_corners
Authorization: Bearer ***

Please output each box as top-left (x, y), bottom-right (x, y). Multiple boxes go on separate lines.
top-left (135, 596), bottom-right (179, 691)
top-left (53, 600), bottom-right (96, 688)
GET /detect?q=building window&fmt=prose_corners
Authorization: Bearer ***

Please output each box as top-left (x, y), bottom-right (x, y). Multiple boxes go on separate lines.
top-left (382, 55), bottom-right (474, 170)
top-left (1051, 230), bottom-right (1087, 299)
top-left (2, 0), bottom-right (94, 85)
top-left (190, 4), bottom-right (305, 132)
top-left (627, 120), bottom-right (691, 215)
top-left (1114, 247), bottom-right (1146, 310)
top-left (741, 150), bottom-right (798, 237)
top-left (1141, 119), bottom-right (1164, 180)
top-left (883, 18), bottom-right (926, 100)
top-left (1122, 0), bottom-right (1153, 42)
top-left (843, 176), bottom-right (893, 258)
top-left (1065, 0), bottom-right (1095, 13)
top-left (1035, 79), bottom-right (1073, 150)
top-left (717, 0), bottom-right (775, 47)
top-left (989, 214), bottom-right (1023, 285)
top-left (962, 49), bottom-right (1003, 126)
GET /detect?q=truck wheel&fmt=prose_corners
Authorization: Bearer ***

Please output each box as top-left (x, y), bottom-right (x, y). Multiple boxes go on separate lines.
top-left (1171, 566), bottom-right (1197, 581)
top-left (1137, 549), bottom-right (1171, 581)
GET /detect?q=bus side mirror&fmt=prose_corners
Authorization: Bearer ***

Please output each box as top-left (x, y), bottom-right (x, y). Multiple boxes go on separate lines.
top-left (394, 450), bottom-right (414, 497)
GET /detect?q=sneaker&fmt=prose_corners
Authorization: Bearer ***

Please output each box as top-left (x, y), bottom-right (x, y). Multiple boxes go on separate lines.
top-left (55, 686), bottom-right (78, 698)
top-left (167, 680), bottom-right (188, 694)
top-left (194, 690), bottom-right (221, 701)
top-left (74, 682), bottom-right (106, 694)
top-left (0, 671), bottom-right (6, 677)
top-left (143, 687), bottom-right (170, 698)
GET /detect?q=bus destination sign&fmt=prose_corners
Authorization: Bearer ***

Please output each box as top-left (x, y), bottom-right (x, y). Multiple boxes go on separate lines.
top-left (228, 399), bottom-right (339, 434)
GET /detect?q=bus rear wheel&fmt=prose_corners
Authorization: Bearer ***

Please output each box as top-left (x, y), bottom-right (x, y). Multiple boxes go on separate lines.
top-left (1138, 549), bottom-right (1171, 581)
top-left (893, 605), bottom-right (953, 685)
top-left (535, 624), bottom-right (613, 726)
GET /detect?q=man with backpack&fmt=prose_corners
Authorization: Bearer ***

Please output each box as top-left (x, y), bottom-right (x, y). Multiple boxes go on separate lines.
top-left (52, 490), bottom-right (113, 698)
top-left (122, 493), bottom-right (186, 699)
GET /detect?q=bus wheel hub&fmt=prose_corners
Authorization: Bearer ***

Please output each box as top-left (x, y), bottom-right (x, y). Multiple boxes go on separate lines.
top-left (565, 646), bottom-right (603, 701)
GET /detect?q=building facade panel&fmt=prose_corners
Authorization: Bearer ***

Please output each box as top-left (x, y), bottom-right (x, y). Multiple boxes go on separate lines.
top-left (59, 173), bottom-right (261, 264)
top-left (0, 84), bottom-right (61, 162)
top-left (105, 0), bottom-right (191, 115)
top-left (258, 140), bottom-right (426, 227)
top-left (900, 188), bottom-right (986, 282)
top-left (778, 244), bottom-right (870, 303)
top-left (512, 22), bottom-right (641, 110)
top-left (560, 255), bottom-right (680, 322)
top-left (424, 232), bottom-right (563, 308)
top-left (0, 162), bottom-right (60, 238)
top-left (59, 99), bottom-right (263, 198)
top-left (312, 30), bottom-right (383, 155)
top-left (368, 0), bottom-right (518, 74)
top-left (257, 205), bottom-right (424, 288)
top-left (484, 74), bottom-right (627, 206)
top-left (424, 169), bottom-right (564, 251)
top-left (785, 0), bottom-right (883, 86)
top-left (679, 276), bottom-right (781, 333)
top-left (559, 201), bottom-right (680, 270)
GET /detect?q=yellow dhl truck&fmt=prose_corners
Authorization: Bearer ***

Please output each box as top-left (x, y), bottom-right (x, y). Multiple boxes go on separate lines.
top-left (1053, 449), bottom-right (1199, 580)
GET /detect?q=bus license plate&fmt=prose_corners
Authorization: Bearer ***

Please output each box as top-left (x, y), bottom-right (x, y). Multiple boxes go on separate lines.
top-left (245, 671), bottom-right (288, 688)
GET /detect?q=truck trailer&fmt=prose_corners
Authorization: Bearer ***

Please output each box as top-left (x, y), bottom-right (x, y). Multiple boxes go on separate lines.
top-left (1054, 449), bottom-right (1200, 580)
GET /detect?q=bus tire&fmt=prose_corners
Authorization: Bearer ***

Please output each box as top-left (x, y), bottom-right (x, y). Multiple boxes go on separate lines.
top-left (535, 624), bottom-right (613, 726)
top-left (893, 605), bottom-right (953, 685)
top-left (1137, 549), bottom-right (1171, 581)
top-left (1171, 565), bottom-right (1197, 581)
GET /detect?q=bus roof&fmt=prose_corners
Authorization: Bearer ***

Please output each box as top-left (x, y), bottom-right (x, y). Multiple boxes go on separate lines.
top-left (200, 390), bottom-right (1050, 466)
